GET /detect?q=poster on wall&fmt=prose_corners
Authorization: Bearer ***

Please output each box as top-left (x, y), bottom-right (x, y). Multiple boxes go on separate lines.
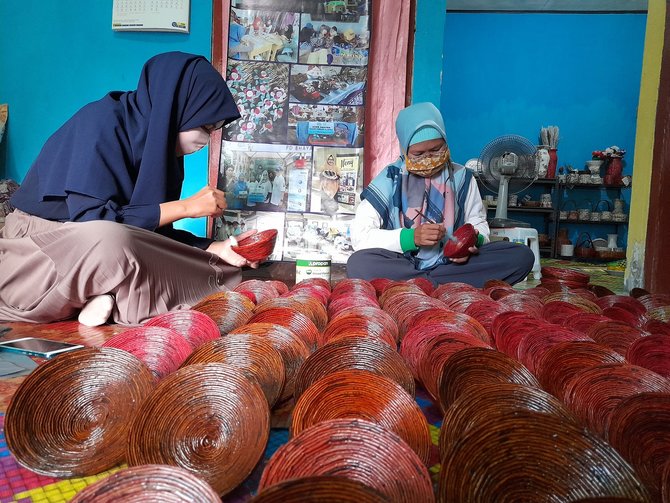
top-left (212, 0), bottom-right (371, 264)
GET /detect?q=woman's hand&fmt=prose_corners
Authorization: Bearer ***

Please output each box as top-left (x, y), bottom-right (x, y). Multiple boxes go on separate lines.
top-left (414, 223), bottom-right (445, 247)
top-left (159, 186), bottom-right (226, 227)
top-left (206, 229), bottom-right (260, 269)
top-left (182, 186), bottom-right (226, 218)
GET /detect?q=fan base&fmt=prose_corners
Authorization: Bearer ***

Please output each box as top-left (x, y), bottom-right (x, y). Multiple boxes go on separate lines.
top-left (489, 218), bottom-right (531, 229)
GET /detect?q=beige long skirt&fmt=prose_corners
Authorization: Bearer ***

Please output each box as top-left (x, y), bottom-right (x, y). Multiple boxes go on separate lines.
top-left (0, 210), bottom-right (241, 325)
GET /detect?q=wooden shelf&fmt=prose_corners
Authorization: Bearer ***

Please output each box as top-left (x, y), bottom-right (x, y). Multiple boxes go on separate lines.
top-left (487, 206), bottom-right (554, 214)
top-left (558, 219), bottom-right (628, 225)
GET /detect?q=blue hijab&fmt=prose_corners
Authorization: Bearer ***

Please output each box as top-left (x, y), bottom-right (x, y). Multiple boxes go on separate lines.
top-left (361, 102), bottom-right (472, 270)
top-left (12, 52), bottom-right (240, 246)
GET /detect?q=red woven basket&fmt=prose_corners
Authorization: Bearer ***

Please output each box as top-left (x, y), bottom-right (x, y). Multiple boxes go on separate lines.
top-left (144, 310), bottom-right (220, 348)
top-left (326, 294), bottom-right (380, 319)
top-left (234, 279), bottom-right (281, 305)
top-left (323, 308), bottom-right (398, 347)
top-left (290, 369), bottom-right (432, 465)
top-left (626, 334), bottom-right (670, 378)
top-left (231, 229), bottom-right (278, 262)
top-left (259, 418), bottom-right (434, 502)
top-left (535, 341), bottom-right (626, 400)
top-left (436, 347), bottom-right (540, 412)
top-left (439, 383), bottom-right (576, 461)
top-left (256, 295), bottom-right (328, 333)
top-left (293, 337), bottom-right (415, 399)
top-left (586, 320), bottom-right (647, 357)
top-left (248, 307), bottom-right (322, 351)
top-left (407, 308), bottom-right (490, 344)
top-left (102, 326), bottom-right (193, 380)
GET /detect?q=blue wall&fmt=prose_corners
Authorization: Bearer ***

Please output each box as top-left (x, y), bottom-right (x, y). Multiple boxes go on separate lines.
top-left (0, 0), bottom-right (213, 235)
top-left (441, 12), bottom-right (646, 247)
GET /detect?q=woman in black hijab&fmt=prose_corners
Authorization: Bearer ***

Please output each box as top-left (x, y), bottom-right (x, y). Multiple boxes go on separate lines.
top-left (1, 52), bottom-right (254, 326)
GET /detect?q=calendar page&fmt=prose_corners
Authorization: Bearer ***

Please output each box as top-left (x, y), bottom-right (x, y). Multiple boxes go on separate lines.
top-left (112, 0), bottom-right (190, 32)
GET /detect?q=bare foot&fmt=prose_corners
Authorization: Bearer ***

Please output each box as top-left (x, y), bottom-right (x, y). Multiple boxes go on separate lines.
top-left (78, 295), bottom-right (115, 327)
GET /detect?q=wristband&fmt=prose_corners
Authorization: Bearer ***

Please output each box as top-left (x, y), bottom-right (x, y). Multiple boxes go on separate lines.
top-left (476, 233), bottom-right (485, 247)
top-left (400, 228), bottom-right (419, 252)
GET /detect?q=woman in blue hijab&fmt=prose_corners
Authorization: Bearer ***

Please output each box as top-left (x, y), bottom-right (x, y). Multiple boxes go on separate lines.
top-left (346, 102), bottom-right (534, 288)
top-left (1, 52), bottom-right (255, 326)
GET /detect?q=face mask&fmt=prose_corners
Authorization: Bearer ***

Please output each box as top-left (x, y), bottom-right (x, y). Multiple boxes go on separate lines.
top-left (175, 127), bottom-right (209, 156)
top-left (405, 148), bottom-right (449, 178)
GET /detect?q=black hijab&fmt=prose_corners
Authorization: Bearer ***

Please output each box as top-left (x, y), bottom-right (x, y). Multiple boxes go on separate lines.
top-left (12, 52), bottom-right (240, 241)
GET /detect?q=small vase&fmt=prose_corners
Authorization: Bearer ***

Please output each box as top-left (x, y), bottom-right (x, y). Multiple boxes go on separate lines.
top-left (547, 148), bottom-right (558, 178)
top-left (586, 160), bottom-right (604, 176)
top-left (604, 156), bottom-right (623, 185)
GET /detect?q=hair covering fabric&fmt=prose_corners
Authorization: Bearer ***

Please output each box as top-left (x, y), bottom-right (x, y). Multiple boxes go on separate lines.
top-left (408, 125), bottom-right (443, 146)
top-left (12, 52), bottom-right (240, 246)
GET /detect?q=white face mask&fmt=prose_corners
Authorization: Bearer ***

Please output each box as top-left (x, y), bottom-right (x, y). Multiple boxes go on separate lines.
top-left (175, 127), bottom-right (210, 156)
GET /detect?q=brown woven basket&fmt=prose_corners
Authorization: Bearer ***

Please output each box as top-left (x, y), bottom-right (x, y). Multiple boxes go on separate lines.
top-left (438, 383), bottom-right (576, 461)
top-left (293, 337), bottom-right (415, 400)
top-left (229, 322), bottom-right (310, 402)
top-left (70, 464), bottom-right (220, 502)
top-left (255, 295), bottom-right (328, 333)
top-left (5, 348), bottom-right (154, 477)
top-left (290, 369), bottom-right (432, 465)
top-left (191, 291), bottom-right (255, 335)
top-left (250, 476), bottom-right (387, 503)
top-left (436, 347), bottom-right (540, 412)
top-left (180, 333), bottom-right (286, 407)
top-left (126, 363), bottom-right (270, 496)
top-left (439, 411), bottom-right (650, 503)
top-left (259, 418), bottom-right (434, 502)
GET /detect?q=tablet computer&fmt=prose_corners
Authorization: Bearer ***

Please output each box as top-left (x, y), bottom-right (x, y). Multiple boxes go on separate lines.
top-left (0, 337), bottom-right (84, 359)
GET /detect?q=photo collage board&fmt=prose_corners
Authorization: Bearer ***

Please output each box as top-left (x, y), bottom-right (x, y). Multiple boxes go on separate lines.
top-left (213, 0), bottom-right (371, 263)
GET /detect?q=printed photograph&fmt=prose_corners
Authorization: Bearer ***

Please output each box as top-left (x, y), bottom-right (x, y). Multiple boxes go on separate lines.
top-left (298, 14), bottom-right (370, 66)
top-left (289, 64), bottom-right (367, 105)
top-left (282, 213), bottom-right (354, 263)
top-left (223, 61), bottom-right (289, 144)
top-left (229, 8), bottom-right (300, 63)
top-left (287, 104), bottom-right (364, 147)
top-left (218, 142), bottom-right (312, 213)
top-left (310, 147), bottom-right (363, 215)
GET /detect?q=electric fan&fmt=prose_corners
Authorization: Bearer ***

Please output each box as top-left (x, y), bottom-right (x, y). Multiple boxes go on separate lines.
top-left (477, 134), bottom-right (539, 229)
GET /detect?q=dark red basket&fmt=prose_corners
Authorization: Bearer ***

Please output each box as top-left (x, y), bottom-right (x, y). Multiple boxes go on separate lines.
top-left (256, 295), bottom-right (328, 333)
top-left (491, 312), bottom-right (547, 358)
top-left (331, 278), bottom-right (377, 301)
top-left (231, 229), bottom-right (278, 262)
top-left (626, 334), bottom-right (670, 378)
top-left (607, 392), bottom-right (670, 501)
top-left (535, 341), bottom-right (626, 400)
top-left (327, 294), bottom-right (379, 320)
top-left (439, 383), bottom-right (575, 460)
top-left (324, 307), bottom-right (399, 347)
top-left (586, 320), bottom-right (647, 357)
top-left (562, 313), bottom-right (612, 334)
top-left (407, 308), bottom-right (490, 345)
top-left (497, 292), bottom-right (545, 319)
top-left (563, 362), bottom-right (670, 437)
top-left (250, 476), bottom-right (387, 503)
top-left (595, 295), bottom-right (647, 317)
top-left (384, 294), bottom-right (446, 338)
top-left (69, 464), bottom-right (221, 502)
top-left (259, 418), bottom-right (434, 502)
top-left (516, 326), bottom-right (593, 374)
top-left (286, 282), bottom-right (331, 305)
top-left (290, 369), bottom-right (432, 465)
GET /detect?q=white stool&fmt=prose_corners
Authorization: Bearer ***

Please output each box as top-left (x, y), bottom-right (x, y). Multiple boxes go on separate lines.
top-left (490, 227), bottom-right (542, 280)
